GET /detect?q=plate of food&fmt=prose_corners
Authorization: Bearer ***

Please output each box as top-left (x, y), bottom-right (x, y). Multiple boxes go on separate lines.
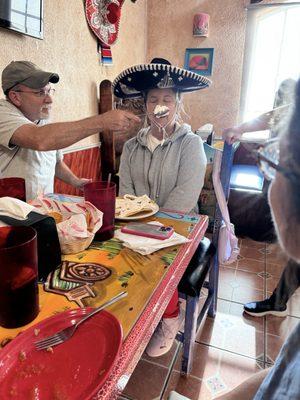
top-left (0, 309), bottom-right (122, 400)
top-left (115, 194), bottom-right (159, 220)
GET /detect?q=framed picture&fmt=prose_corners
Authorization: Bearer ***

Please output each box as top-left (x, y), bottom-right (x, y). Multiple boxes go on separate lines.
top-left (184, 48), bottom-right (214, 76)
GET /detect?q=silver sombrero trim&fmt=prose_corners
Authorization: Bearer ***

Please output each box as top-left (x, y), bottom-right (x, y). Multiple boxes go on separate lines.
top-left (112, 63), bottom-right (211, 90)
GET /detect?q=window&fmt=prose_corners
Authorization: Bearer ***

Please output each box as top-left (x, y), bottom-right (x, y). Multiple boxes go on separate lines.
top-left (241, 3), bottom-right (300, 123)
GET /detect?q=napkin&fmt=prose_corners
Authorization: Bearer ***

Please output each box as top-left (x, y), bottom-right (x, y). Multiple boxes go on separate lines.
top-left (114, 222), bottom-right (189, 255)
top-left (0, 197), bottom-right (35, 220)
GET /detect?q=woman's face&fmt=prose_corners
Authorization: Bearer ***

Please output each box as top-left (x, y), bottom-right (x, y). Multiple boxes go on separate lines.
top-left (268, 142), bottom-right (300, 262)
top-left (146, 88), bottom-right (177, 128)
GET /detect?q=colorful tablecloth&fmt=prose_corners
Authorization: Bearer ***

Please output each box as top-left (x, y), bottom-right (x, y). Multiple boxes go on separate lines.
top-left (0, 211), bottom-right (205, 349)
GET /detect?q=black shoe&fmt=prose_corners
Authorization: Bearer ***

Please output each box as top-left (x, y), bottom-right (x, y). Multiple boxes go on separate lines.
top-left (244, 299), bottom-right (288, 317)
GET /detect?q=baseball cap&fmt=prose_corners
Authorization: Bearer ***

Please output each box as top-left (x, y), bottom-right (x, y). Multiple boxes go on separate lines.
top-left (2, 61), bottom-right (59, 94)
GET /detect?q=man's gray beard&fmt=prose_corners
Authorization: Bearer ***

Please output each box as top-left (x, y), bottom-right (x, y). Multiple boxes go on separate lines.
top-left (39, 112), bottom-right (50, 120)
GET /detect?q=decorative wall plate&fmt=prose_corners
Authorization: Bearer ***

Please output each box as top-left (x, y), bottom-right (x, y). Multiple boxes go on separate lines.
top-left (85, 0), bottom-right (125, 46)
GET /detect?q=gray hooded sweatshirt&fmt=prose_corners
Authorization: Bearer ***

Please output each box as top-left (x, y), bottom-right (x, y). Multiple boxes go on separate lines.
top-left (119, 123), bottom-right (207, 213)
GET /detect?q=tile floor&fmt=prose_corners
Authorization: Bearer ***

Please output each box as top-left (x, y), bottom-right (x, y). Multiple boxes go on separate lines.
top-left (120, 238), bottom-right (300, 400)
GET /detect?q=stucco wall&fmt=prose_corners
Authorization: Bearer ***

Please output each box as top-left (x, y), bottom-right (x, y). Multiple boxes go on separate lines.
top-left (0, 0), bottom-right (248, 142)
top-left (147, 0), bottom-right (247, 133)
top-left (0, 0), bottom-right (147, 150)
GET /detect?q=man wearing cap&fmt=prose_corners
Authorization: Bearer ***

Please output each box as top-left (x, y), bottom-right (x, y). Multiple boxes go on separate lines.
top-left (0, 60), bottom-right (139, 200)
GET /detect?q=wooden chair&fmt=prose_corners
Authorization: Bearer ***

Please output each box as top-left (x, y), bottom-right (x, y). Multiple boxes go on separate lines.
top-left (99, 80), bottom-right (144, 188)
top-left (177, 142), bottom-right (235, 375)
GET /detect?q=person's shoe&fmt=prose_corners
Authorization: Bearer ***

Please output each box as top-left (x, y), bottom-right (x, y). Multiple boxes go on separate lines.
top-left (145, 314), bottom-right (182, 357)
top-left (244, 299), bottom-right (288, 317)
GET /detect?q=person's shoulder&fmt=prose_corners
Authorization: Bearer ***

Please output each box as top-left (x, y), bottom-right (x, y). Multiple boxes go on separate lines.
top-left (180, 125), bottom-right (203, 145)
top-left (0, 98), bottom-right (13, 112)
top-left (123, 135), bottom-right (139, 150)
top-left (0, 98), bottom-right (28, 120)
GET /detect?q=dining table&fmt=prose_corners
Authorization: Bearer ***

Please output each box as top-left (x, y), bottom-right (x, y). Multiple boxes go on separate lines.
top-left (0, 207), bottom-right (208, 400)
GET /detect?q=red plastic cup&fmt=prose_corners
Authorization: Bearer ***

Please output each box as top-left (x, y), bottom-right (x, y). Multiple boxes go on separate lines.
top-left (84, 181), bottom-right (116, 241)
top-left (0, 226), bottom-right (39, 328)
top-left (0, 177), bottom-right (26, 201)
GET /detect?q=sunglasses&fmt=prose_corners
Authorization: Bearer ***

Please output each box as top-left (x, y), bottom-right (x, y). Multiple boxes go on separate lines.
top-left (255, 138), bottom-right (299, 186)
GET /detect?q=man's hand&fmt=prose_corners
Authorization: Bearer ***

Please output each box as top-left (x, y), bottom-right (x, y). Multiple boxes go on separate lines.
top-left (222, 126), bottom-right (243, 144)
top-left (99, 110), bottom-right (140, 133)
top-left (74, 177), bottom-right (92, 190)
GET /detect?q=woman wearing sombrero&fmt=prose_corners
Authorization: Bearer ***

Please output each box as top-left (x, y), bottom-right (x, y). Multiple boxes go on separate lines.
top-left (112, 58), bottom-right (211, 357)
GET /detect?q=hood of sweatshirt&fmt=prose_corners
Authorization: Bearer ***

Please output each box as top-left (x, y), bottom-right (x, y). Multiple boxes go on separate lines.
top-left (135, 123), bottom-right (193, 147)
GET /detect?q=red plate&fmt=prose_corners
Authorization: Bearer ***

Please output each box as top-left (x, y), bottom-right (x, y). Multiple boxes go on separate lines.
top-left (0, 309), bottom-right (122, 400)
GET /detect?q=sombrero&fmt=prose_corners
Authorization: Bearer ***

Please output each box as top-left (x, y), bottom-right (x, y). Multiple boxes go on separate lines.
top-left (112, 58), bottom-right (212, 99)
top-left (85, 0), bottom-right (125, 46)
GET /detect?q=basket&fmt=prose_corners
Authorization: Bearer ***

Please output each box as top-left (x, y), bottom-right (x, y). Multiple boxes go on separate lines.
top-left (59, 233), bottom-right (94, 255)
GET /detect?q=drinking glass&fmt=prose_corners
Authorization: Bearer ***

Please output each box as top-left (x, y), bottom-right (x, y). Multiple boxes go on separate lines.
top-left (0, 177), bottom-right (26, 201)
top-left (0, 226), bottom-right (39, 328)
top-left (84, 181), bottom-right (116, 241)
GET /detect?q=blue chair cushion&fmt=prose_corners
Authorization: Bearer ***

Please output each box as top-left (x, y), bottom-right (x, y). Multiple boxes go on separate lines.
top-left (230, 164), bottom-right (264, 191)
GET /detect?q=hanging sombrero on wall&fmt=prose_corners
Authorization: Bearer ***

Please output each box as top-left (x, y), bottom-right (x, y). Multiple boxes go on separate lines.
top-left (112, 58), bottom-right (212, 99)
top-left (85, 0), bottom-right (125, 46)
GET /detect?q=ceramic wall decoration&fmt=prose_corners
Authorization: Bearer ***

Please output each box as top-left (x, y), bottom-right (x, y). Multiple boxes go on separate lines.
top-left (193, 13), bottom-right (210, 37)
top-left (85, 0), bottom-right (125, 46)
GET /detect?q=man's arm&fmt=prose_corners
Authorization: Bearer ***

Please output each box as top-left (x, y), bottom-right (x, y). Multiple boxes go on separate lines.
top-left (10, 110), bottom-right (140, 151)
top-left (222, 104), bottom-right (290, 144)
top-left (55, 160), bottom-right (92, 189)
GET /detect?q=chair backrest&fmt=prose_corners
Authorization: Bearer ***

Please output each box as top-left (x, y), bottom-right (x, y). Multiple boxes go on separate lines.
top-left (99, 80), bottom-right (144, 186)
top-left (211, 142), bottom-right (235, 248)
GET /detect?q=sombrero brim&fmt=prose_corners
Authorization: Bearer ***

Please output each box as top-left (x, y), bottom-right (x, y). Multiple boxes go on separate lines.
top-left (112, 63), bottom-right (212, 99)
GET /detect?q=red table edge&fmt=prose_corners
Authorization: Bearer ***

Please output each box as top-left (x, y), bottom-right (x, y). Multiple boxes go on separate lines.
top-left (93, 213), bottom-right (209, 399)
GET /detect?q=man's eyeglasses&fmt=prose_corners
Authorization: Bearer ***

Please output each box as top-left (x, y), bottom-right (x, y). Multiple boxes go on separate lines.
top-left (255, 138), bottom-right (299, 185)
top-left (12, 88), bottom-right (55, 98)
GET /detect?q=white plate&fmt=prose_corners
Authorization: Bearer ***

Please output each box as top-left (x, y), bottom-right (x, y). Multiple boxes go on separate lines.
top-left (115, 203), bottom-right (159, 221)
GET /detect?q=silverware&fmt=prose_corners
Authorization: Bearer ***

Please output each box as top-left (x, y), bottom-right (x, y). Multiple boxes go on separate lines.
top-left (34, 291), bottom-right (127, 350)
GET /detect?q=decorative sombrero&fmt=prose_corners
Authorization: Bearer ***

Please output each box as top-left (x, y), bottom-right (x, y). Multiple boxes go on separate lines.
top-left (85, 0), bottom-right (125, 46)
top-left (112, 58), bottom-right (212, 99)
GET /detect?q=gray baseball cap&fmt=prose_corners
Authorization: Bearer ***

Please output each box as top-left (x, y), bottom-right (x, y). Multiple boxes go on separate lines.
top-left (2, 61), bottom-right (59, 94)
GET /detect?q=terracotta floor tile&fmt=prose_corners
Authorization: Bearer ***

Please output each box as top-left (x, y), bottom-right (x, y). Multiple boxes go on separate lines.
top-left (228, 301), bottom-right (264, 331)
top-left (172, 344), bottom-right (262, 398)
top-left (219, 266), bottom-right (237, 283)
top-left (235, 270), bottom-right (264, 291)
top-left (220, 261), bottom-right (238, 269)
top-left (173, 343), bottom-right (222, 379)
top-left (266, 315), bottom-right (300, 339)
top-left (237, 258), bottom-right (265, 274)
top-left (265, 275), bottom-right (280, 293)
top-left (142, 340), bottom-right (179, 368)
top-left (266, 262), bottom-right (285, 278)
top-left (222, 326), bottom-right (264, 359)
top-left (122, 359), bottom-right (169, 400)
top-left (218, 282), bottom-right (233, 302)
top-left (265, 243), bottom-right (288, 265)
top-left (162, 371), bottom-right (211, 400)
top-left (232, 286), bottom-right (265, 304)
top-left (266, 334), bottom-right (285, 363)
top-left (218, 350), bottom-right (262, 389)
top-left (196, 300), bottom-right (264, 359)
top-left (240, 238), bottom-right (266, 250)
top-left (239, 246), bottom-right (265, 261)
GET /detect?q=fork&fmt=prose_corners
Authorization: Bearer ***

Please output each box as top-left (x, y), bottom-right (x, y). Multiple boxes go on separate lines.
top-left (34, 291), bottom-right (127, 351)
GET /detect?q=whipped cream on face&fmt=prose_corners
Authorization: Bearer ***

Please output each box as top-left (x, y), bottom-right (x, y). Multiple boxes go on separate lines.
top-left (153, 105), bottom-right (170, 118)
